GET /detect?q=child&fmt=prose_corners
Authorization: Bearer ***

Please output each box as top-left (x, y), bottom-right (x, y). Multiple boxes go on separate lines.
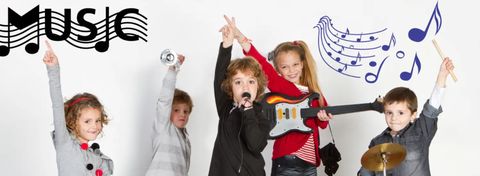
top-left (146, 54), bottom-right (194, 176)
top-left (43, 40), bottom-right (113, 176)
top-left (208, 24), bottom-right (270, 176)
top-left (358, 57), bottom-right (455, 176)
top-left (222, 16), bottom-right (334, 176)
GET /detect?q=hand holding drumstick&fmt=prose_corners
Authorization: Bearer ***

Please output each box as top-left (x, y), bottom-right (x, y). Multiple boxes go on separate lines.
top-left (432, 39), bottom-right (457, 82)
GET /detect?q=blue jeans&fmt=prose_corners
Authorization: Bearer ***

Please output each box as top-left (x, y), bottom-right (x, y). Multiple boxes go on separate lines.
top-left (272, 155), bottom-right (317, 176)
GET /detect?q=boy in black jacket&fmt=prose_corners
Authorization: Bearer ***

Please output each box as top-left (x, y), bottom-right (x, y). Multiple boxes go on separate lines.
top-left (208, 23), bottom-right (270, 176)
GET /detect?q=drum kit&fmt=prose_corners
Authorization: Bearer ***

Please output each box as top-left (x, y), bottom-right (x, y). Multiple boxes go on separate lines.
top-left (160, 49), bottom-right (181, 71)
top-left (360, 143), bottom-right (407, 176)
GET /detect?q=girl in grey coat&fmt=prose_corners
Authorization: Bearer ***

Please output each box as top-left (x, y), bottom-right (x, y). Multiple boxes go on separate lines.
top-left (43, 40), bottom-right (114, 176)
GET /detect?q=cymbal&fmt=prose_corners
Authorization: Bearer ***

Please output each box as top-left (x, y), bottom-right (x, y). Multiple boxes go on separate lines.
top-left (361, 143), bottom-right (407, 171)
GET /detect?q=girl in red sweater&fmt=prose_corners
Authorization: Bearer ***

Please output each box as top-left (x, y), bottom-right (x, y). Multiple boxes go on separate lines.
top-left (221, 15), bottom-right (334, 176)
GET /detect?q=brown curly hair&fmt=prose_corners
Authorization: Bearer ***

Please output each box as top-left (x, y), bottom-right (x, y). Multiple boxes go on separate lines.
top-left (221, 56), bottom-right (268, 102)
top-left (63, 92), bottom-right (109, 137)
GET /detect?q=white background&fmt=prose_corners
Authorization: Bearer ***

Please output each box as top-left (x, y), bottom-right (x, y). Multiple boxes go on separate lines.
top-left (0, 0), bottom-right (478, 175)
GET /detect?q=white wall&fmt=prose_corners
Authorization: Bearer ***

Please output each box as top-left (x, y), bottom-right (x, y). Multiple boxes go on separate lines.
top-left (0, 0), bottom-right (478, 175)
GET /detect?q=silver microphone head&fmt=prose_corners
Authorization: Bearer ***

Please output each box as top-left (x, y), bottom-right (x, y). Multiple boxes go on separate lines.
top-left (160, 49), bottom-right (180, 71)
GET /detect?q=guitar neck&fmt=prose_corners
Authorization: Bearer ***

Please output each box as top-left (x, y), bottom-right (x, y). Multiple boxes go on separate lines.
top-left (301, 103), bottom-right (374, 118)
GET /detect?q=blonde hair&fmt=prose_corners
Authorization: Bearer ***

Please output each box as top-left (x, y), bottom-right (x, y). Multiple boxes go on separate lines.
top-left (221, 56), bottom-right (268, 102)
top-left (64, 93), bottom-right (109, 137)
top-left (273, 40), bottom-right (325, 107)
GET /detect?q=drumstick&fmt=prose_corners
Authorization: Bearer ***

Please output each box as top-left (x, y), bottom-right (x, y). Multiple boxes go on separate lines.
top-left (432, 39), bottom-right (458, 82)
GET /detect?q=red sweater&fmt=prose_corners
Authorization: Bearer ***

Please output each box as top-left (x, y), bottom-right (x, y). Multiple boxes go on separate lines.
top-left (244, 44), bottom-right (329, 167)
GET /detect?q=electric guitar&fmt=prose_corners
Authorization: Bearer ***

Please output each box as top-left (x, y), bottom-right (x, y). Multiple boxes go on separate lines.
top-left (260, 92), bottom-right (384, 139)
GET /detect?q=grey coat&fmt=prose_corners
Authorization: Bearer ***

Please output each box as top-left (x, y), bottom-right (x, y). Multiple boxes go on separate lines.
top-left (48, 65), bottom-right (114, 176)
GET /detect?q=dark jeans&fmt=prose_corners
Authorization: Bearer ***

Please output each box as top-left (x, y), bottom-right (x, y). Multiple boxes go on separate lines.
top-left (271, 155), bottom-right (317, 176)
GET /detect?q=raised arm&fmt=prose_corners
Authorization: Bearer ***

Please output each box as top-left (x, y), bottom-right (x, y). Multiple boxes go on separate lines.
top-left (153, 55), bottom-right (185, 133)
top-left (429, 57), bottom-right (453, 109)
top-left (223, 16), bottom-right (303, 96)
top-left (222, 15), bottom-right (252, 53)
top-left (416, 57), bottom-right (453, 140)
top-left (44, 40), bottom-right (69, 144)
top-left (214, 25), bottom-right (235, 117)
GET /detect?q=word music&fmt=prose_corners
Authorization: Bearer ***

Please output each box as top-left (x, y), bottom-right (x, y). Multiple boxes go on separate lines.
top-left (0, 5), bottom-right (148, 57)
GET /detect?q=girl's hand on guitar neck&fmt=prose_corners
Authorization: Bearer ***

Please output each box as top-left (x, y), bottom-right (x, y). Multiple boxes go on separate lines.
top-left (317, 110), bottom-right (334, 121)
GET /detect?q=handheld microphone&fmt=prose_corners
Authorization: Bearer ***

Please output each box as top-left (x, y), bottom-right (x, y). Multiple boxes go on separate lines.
top-left (242, 92), bottom-right (251, 101)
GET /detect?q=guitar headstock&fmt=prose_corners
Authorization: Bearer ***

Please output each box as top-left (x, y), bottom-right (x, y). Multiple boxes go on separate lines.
top-left (376, 96), bottom-right (384, 103)
top-left (371, 95), bottom-right (384, 113)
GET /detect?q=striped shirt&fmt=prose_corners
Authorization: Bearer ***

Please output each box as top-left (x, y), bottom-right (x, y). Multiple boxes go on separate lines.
top-left (291, 133), bottom-right (316, 164)
top-left (146, 70), bottom-right (191, 176)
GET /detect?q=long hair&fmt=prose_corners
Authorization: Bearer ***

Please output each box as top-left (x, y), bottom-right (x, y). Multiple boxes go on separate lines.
top-left (273, 40), bottom-right (325, 106)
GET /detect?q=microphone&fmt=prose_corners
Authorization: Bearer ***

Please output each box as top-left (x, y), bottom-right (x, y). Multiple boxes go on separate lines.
top-left (241, 92), bottom-right (252, 110)
top-left (242, 92), bottom-right (251, 101)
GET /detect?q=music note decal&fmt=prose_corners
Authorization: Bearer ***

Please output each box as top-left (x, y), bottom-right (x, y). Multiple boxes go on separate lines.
top-left (382, 33), bottom-right (396, 51)
top-left (337, 64), bottom-right (348, 73)
top-left (313, 3), bottom-right (440, 84)
top-left (351, 52), bottom-right (361, 65)
top-left (365, 56), bottom-right (389, 83)
top-left (400, 53), bottom-right (421, 81)
top-left (314, 15), bottom-right (386, 80)
top-left (94, 7), bottom-right (109, 52)
top-left (341, 28), bottom-right (349, 38)
top-left (396, 51), bottom-right (405, 59)
top-left (0, 6), bottom-right (40, 56)
top-left (408, 2), bottom-right (442, 42)
top-left (338, 46), bottom-right (344, 54)
top-left (356, 33), bottom-right (363, 42)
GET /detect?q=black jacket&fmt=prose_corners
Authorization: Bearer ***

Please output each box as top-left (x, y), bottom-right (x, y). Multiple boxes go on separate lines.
top-left (208, 43), bottom-right (270, 176)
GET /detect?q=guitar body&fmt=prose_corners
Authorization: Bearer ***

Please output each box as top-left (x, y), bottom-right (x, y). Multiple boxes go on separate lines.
top-left (260, 92), bottom-right (320, 139)
top-left (261, 92), bottom-right (384, 139)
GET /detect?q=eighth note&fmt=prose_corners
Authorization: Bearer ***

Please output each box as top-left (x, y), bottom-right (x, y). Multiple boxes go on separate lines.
top-left (400, 53), bottom-right (421, 81)
top-left (337, 64), bottom-right (348, 73)
top-left (382, 33), bottom-right (396, 51)
top-left (341, 28), bottom-right (349, 38)
top-left (338, 46), bottom-right (344, 54)
top-left (356, 33), bottom-right (363, 42)
top-left (351, 52), bottom-right (362, 65)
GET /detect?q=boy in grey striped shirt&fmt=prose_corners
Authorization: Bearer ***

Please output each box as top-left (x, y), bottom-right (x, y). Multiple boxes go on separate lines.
top-left (146, 55), bottom-right (193, 176)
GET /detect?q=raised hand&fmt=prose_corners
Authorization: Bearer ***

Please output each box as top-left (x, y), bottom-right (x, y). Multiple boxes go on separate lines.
top-left (221, 15), bottom-right (252, 52)
top-left (178, 54), bottom-right (185, 65)
top-left (169, 54), bottom-right (185, 71)
top-left (436, 57), bottom-right (455, 87)
top-left (43, 40), bottom-right (59, 66)
top-left (440, 57), bottom-right (454, 77)
top-left (220, 24), bottom-right (234, 48)
top-left (222, 15), bottom-right (248, 41)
